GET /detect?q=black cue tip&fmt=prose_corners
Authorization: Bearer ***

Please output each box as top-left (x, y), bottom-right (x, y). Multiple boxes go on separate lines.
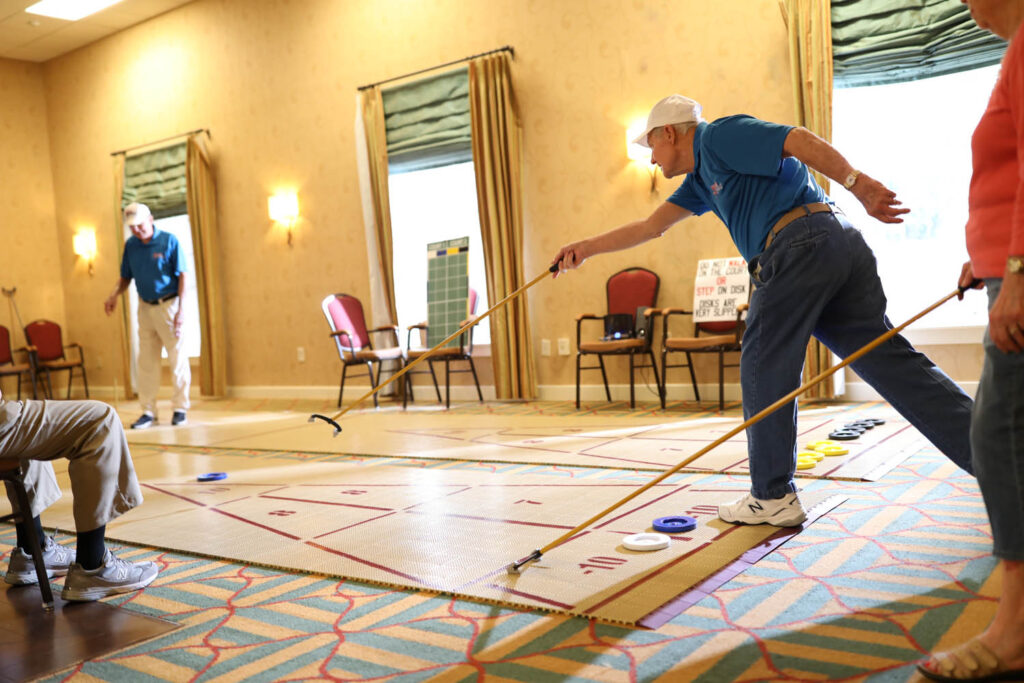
top-left (309, 414), bottom-right (342, 436)
top-left (549, 263), bottom-right (559, 273)
top-left (507, 548), bottom-right (543, 575)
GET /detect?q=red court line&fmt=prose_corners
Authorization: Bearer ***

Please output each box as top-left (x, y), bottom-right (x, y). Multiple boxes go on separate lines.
top-left (485, 584), bottom-right (575, 610)
top-left (305, 541), bottom-right (426, 584)
top-left (402, 509), bottom-right (576, 531)
top-left (311, 511), bottom-right (398, 539)
top-left (258, 494), bottom-right (394, 511)
top-left (582, 541), bottom-right (714, 616)
top-left (593, 484), bottom-right (691, 530)
top-left (208, 507), bottom-right (301, 540)
top-left (142, 483), bottom-right (212, 507)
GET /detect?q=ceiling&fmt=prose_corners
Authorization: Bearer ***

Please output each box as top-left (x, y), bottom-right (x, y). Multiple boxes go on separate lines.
top-left (0, 0), bottom-right (193, 62)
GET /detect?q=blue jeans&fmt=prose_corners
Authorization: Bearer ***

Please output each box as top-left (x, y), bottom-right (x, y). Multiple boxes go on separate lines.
top-left (972, 279), bottom-right (1024, 561)
top-left (741, 211), bottom-right (973, 499)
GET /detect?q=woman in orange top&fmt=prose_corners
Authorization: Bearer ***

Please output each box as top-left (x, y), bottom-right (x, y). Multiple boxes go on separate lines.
top-left (921, 1), bottom-right (1024, 680)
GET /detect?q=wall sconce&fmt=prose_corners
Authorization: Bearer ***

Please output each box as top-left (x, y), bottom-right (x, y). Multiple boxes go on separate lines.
top-left (268, 191), bottom-right (300, 246)
top-left (72, 228), bottom-right (97, 276)
top-left (626, 119), bottom-right (657, 193)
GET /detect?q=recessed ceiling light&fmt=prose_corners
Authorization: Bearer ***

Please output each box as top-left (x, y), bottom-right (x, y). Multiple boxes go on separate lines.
top-left (25, 0), bottom-right (124, 21)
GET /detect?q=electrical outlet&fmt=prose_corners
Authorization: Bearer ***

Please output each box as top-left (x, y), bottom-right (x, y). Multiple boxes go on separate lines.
top-left (540, 339), bottom-right (551, 356)
top-left (557, 337), bottom-right (571, 356)
top-left (95, 355), bottom-right (103, 369)
top-left (297, 346), bottom-right (306, 362)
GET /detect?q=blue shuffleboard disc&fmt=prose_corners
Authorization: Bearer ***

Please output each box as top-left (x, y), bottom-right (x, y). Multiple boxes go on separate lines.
top-left (828, 429), bottom-right (861, 441)
top-left (652, 515), bottom-right (697, 533)
top-left (197, 472), bottom-right (227, 482)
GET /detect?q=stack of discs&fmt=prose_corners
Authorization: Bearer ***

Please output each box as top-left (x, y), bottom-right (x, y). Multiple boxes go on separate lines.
top-left (805, 440), bottom-right (849, 457)
top-left (797, 450), bottom-right (823, 469)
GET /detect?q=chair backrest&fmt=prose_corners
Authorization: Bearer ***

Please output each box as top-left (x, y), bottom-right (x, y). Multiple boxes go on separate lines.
top-left (0, 325), bottom-right (12, 366)
top-left (24, 320), bottom-right (64, 362)
top-left (607, 268), bottom-right (659, 316)
top-left (321, 294), bottom-right (371, 357)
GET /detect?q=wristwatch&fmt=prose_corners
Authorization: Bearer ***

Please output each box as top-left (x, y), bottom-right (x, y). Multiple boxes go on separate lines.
top-left (1008, 256), bottom-right (1024, 274)
top-left (843, 170), bottom-right (861, 190)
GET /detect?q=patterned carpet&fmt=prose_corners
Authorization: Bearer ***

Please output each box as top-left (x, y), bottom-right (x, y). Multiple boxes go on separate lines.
top-left (3, 400), bottom-right (998, 682)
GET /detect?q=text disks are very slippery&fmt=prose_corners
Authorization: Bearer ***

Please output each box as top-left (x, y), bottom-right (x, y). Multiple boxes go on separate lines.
top-left (694, 258), bottom-right (748, 322)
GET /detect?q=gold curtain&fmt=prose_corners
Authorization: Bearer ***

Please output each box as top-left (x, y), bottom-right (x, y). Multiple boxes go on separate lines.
top-left (783, 0), bottom-right (837, 399)
top-left (111, 153), bottom-right (133, 400)
top-left (357, 87), bottom-right (399, 325)
top-left (468, 52), bottom-right (536, 399)
top-left (185, 133), bottom-right (227, 397)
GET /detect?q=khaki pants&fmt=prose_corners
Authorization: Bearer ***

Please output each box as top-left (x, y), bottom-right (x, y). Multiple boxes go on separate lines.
top-left (137, 296), bottom-right (191, 419)
top-left (0, 399), bottom-right (142, 532)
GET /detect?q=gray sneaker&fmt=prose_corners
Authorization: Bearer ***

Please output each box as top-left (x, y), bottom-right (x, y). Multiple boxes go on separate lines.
top-left (61, 550), bottom-right (159, 601)
top-left (4, 536), bottom-right (76, 585)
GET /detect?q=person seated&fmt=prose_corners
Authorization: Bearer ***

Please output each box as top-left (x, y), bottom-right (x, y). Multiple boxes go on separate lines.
top-left (1, 390), bottom-right (158, 600)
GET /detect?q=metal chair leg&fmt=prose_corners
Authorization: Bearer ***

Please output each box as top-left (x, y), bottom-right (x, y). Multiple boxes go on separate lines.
top-left (718, 351), bottom-right (725, 412)
top-left (628, 352), bottom-right (635, 409)
top-left (338, 364), bottom-right (349, 407)
top-left (5, 477), bottom-right (54, 610)
top-left (575, 353), bottom-right (582, 409)
top-left (686, 352), bottom-right (700, 403)
top-left (445, 360), bottom-right (451, 409)
top-left (428, 362), bottom-right (442, 402)
top-left (467, 358), bottom-right (483, 402)
top-left (648, 349), bottom-right (662, 409)
top-left (598, 356), bottom-right (611, 402)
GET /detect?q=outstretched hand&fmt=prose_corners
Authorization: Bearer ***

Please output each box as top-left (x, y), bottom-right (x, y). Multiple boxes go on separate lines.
top-left (550, 242), bottom-right (589, 278)
top-left (851, 173), bottom-right (910, 224)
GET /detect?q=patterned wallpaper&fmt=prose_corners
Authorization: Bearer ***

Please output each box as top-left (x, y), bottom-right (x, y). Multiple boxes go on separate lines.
top-left (0, 59), bottom-right (64, 356)
top-left (0, 0), bottom-right (982, 393)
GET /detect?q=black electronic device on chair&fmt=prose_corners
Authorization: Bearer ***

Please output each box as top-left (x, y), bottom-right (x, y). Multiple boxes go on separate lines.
top-left (602, 313), bottom-right (634, 341)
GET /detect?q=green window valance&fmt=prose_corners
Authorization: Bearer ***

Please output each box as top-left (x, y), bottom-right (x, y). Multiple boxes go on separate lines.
top-left (122, 142), bottom-right (187, 218)
top-left (832, 0), bottom-right (1007, 88)
top-left (382, 68), bottom-right (472, 174)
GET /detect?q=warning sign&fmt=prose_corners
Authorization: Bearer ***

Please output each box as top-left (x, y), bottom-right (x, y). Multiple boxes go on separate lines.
top-left (693, 257), bottom-right (749, 322)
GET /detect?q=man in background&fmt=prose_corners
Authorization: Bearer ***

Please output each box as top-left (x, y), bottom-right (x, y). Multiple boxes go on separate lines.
top-left (104, 202), bottom-right (190, 429)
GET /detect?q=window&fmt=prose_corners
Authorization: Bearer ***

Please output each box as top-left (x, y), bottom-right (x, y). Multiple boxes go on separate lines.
top-left (831, 65), bottom-right (1000, 333)
top-left (388, 161), bottom-right (490, 346)
top-left (124, 213), bottom-right (202, 360)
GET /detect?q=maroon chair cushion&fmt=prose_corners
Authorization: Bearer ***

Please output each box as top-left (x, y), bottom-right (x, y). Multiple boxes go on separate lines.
top-left (607, 269), bottom-right (659, 316)
top-left (24, 320), bottom-right (63, 362)
top-left (0, 326), bottom-right (11, 365)
top-left (326, 295), bottom-right (370, 350)
top-left (698, 321), bottom-right (738, 334)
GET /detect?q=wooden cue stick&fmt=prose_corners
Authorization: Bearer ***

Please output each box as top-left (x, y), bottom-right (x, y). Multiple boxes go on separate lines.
top-left (318, 264), bottom-right (559, 425)
top-left (508, 283), bottom-right (974, 573)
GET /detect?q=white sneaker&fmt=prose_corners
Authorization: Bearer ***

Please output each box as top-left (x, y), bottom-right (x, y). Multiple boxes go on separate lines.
top-left (4, 536), bottom-right (76, 585)
top-left (61, 550), bottom-right (159, 601)
top-left (718, 492), bottom-right (807, 527)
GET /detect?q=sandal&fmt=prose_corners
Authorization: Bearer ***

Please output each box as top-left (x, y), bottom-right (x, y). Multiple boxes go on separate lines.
top-left (918, 638), bottom-right (1024, 682)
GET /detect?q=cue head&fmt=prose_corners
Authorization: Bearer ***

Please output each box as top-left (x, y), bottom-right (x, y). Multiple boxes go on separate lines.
top-left (309, 413), bottom-right (342, 436)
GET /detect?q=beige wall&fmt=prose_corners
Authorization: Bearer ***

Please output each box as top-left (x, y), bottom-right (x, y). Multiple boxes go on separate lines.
top-left (0, 58), bottom-right (64, 365)
top-left (0, 0), bottom-right (981, 398)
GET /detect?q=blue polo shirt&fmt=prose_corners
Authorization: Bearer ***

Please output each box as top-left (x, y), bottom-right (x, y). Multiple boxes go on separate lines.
top-left (120, 229), bottom-right (184, 302)
top-left (668, 115), bottom-right (830, 260)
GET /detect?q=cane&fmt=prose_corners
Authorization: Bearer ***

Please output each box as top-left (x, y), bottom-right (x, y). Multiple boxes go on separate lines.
top-left (310, 263), bottom-right (560, 435)
top-left (507, 280), bottom-right (982, 575)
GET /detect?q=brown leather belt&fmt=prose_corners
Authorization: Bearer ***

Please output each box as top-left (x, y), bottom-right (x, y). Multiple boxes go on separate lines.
top-left (764, 202), bottom-right (839, 249)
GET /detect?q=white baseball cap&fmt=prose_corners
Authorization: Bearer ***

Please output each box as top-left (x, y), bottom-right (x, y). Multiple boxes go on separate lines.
top-left (123, 202), bottom-right (153, 226)
top-left (631, 95), bottom-right (704, 148)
